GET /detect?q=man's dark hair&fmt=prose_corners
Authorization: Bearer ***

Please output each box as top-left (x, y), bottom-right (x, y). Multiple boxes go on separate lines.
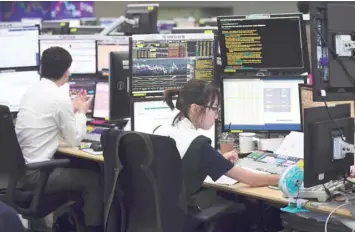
top-left (40, 47), bottom-right (72, 80)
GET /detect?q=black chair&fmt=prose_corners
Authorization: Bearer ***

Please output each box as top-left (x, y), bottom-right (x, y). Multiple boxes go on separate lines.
top-left (103, 130), bottom-right (239, 232)
top-left (0, 105), bottom-right (80, 230)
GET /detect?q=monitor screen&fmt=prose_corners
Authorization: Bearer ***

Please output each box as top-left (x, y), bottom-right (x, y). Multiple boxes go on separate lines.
top-left (217, 14), bottom-right (305, 72)
top-left (0, 71), bottom-right (40, 112)
top-left (97, 36), bottom-right (130, 76)
top-left (93, 82), bottom-right (109, 119)
top-left (132, 99), bottom-right (215, 147)
top-left (99, 17), bottom-right (117, 27)
top-left (157, 20), bottom-right (176, 34)
top-left (68, 79), bottom-right (96, 114)
top-left (131, 33), bottom-right (215, 97)
top-left (39, 35), bottom-right (96, 74)
top-left (222, 77), bottom-right (304, 132)
top-left (0, 25), bottom-right (39, 69)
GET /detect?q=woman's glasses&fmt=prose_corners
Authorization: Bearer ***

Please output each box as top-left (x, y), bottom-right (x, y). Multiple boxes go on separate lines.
top-left (203, 105), bottom-right (220, 114)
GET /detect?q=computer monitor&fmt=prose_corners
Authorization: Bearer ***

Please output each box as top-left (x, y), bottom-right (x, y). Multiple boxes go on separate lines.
top-left (131, 98), bottom-right (216, 147)
top-left (99, 17), bottom-right (117, 27)
top-left (217, 13), bottom-right (309, 73)
top-left (174, 17), bottom-right (196, 28)
top-left (97, 36), bottom-right (130, 76)
top-left (39, 35), bottom-right (97, 74)
top-left (109, 51), bottom-right (131, 120)
top-left (0, 71), bottom-right (40, 112)
top-left (303, 104), bottom-right (354, 187)
top-left (299, 84), bottom-right (355, 131)
top-left (41, 21), bottom-right (70, 35)
top-left (157, 20), bottom-right (176, 34)
top-left (309, 2), bottom-right (355, 101)
top-left (171, 26), bottom-right (217, 34)
top-left (80, 17), bottom-right (98, 26)
top-left (131, 33), bottom-right (216, 97)
top-left (21, 18), bottom-right (42, 28)
top-left (69, 26), bottom-right (104, 35)
top-left (68, 78), bottom-right (96, 114)
top-left (124, 4), bottom-right (159, 34)
top-left (199, 18), bottom-right (217, 27)
top-left (93, 82), bottom-right (109, 119)
top-left (222, 77), bottom-right (305, 132)
top-left (0, 24), bottom-right (39, 70)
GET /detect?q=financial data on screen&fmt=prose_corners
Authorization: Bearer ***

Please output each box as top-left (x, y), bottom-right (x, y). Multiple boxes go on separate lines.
top-left (218, 14), bottom-right (304, 72)
top-left (0, 25), bottom-right (39, 69)
top-left (97, 36), bottom-right (129, 76)
top-left (0, 71), bottom-right (40, 112)
top-left (223, 77), bottom-right (304, 131)
top-left (39, 35), bottom-right (96, 74)
top-left (132, 33), bottom-right (215, 96)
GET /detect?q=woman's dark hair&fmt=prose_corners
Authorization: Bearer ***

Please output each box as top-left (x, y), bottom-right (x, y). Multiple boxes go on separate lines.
top-left (41, 46), bottom-right (72, 80)
top-left (163, 79), bottom-right (220, 125)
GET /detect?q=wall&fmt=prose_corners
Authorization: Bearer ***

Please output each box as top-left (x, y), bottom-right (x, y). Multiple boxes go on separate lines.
top-left (94, 1), bottom-right (299, 18)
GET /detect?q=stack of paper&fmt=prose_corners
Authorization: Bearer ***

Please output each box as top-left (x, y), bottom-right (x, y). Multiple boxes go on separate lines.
top-left (275, 131), bottom-right (304, 159)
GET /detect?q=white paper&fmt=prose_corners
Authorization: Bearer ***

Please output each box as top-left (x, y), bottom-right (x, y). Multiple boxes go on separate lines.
top-left (275, 131), bottom-right (304, 159)
top-left (204, 175), bottom-right (237, 185)
top-left (81, 148), bottom-right (103, 155)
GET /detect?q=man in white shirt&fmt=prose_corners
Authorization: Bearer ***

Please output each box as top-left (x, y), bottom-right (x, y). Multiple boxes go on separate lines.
top-left (16, 47), bottom-right (103, 232)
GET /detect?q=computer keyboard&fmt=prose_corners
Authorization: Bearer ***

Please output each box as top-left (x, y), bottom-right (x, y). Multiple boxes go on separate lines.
top-left (283, 180), bottom-right (345, 202)
top-left (236, 151), bottom-right (303, 175)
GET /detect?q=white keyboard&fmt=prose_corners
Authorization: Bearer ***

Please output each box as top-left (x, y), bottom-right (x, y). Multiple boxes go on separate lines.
top-left (283, 180), bottom-right (345, 202)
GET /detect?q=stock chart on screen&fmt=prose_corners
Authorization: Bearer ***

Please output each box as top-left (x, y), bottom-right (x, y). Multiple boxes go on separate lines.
top-left (3, 2), bottom-right (51, 21)
top-left (2, 1), bottom-right (94, 21)
top-left (131, 33), bottom-right (215, 97)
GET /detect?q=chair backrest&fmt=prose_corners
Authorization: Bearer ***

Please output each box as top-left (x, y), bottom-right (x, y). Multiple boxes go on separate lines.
top-left (117, 132), bottom-right (187, 232)
top-left (0, 105), bottom-right (26, 190)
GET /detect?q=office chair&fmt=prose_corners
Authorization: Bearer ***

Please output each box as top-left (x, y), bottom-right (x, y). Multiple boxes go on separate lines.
top-left (102, 130), bottom-right (240, 232)
top-left (0, 105), bottom-right (80, 230)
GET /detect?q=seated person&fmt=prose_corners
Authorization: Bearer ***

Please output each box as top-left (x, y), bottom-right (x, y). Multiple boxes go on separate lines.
top-left (15, 47), bottom-right (103, 232)
top-left (154, 80), bottom-right (279, 231)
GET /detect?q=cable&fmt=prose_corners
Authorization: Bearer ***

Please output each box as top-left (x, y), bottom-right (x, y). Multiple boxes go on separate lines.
top-left (325, 201), bottom-right (352, 232)
top-left (322, 100), bottom-right (347, 142)
top-left (311, 15), bottom-right (355, 86)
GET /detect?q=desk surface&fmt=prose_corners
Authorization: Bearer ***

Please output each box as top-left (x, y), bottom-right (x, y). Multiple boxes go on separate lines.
top-left (58, 146), bottom-right (355, 219)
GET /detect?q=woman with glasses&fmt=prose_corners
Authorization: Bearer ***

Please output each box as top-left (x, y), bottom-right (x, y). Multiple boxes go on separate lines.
top-left (154, 79), bottom-right (280, 231)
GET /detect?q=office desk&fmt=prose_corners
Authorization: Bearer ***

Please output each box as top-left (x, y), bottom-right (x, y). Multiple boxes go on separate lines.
top-left (58, 146), bottom-right (355, 219)
top-left (58, 147), bottom-right (104, 162)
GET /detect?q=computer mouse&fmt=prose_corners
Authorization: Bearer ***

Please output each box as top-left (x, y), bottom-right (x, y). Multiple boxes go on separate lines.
top-left (90, 142), bottom-right (102, 152)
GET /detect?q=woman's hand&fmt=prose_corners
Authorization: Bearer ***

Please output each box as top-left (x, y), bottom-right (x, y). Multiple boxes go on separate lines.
top-left (223, 150), bottom-right (239, 162)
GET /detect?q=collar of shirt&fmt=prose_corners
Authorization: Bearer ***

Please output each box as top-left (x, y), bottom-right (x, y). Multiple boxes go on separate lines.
top-left (40, 78), bottom-right (59, 89)
top-left (175, 118), bottom-right (197, 131)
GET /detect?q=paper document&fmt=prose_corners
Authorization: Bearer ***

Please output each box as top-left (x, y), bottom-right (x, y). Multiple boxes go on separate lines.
top-left (275, 131), bottom-right (304, 159)
top-left (81, 149), bottom-right (103, 156)
top-left (204, 175), bottom-right (237, 185)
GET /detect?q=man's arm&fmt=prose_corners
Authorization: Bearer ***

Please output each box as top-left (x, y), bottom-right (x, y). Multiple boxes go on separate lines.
top-left (56, 96), bottom-right (87, 147)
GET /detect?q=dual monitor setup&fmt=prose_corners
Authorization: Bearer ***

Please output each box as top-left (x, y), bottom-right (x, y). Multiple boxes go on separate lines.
top-left (216, 3), bottom-right (355, 190)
